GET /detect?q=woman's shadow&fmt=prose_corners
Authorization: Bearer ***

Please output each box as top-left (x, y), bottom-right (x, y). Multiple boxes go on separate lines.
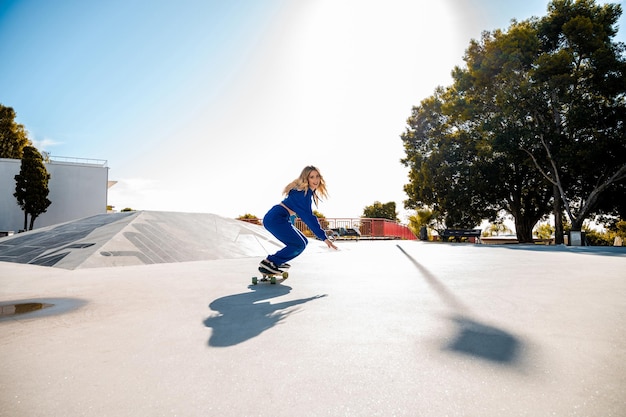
top-left (204, 285), bottom-right (326, 347)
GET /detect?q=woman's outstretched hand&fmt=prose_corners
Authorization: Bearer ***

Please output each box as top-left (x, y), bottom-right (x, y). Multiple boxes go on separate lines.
top-left (325, 239), bottom-right (338, 250)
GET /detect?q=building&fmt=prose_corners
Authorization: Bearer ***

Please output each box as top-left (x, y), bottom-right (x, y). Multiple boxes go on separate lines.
top-left (0, 156), bottom-right (110, 233)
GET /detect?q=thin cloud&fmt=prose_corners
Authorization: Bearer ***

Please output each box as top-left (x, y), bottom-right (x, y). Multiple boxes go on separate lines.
top-left (31, 137), bottom-right (62, 152)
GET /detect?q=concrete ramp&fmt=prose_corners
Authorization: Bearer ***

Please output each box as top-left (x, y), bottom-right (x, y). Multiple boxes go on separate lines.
top-left (0, 211), bottom-right (284, 269)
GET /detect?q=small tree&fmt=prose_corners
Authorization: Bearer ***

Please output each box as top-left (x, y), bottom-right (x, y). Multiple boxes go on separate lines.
top-left (363, 201), bottom-right (398, 221)
top-left (14, 146), bottom-right (52, 230)
top-left (408, 207), bottom-right (445, 240)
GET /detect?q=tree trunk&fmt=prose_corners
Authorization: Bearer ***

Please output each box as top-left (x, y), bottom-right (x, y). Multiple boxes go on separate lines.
top-left (23, 212), bottom-right (28, 232)
top-left (571, 218), bottom-right (584, 232)
top-left (28, 214), bottom-right (37, 231)
top-left (553, 185), bottom-right (564, 244)
top-left (514, 217), bottom-right (535, 243)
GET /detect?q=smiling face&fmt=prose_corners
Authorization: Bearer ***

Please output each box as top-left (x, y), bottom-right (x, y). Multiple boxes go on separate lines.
top-left (307, 169), bottom-right (321, 190)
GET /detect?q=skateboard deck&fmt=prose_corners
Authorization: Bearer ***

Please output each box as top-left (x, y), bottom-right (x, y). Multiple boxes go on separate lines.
top-left (252, 269), bottom-right (289, 285)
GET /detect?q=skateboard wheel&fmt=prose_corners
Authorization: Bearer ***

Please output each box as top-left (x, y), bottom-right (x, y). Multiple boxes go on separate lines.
top-left (270, 276), bottom-right (277, 285)
top-left (282, 271), bottom-right (289, 279)
top-left (252, 277), bottom-right (258, 285)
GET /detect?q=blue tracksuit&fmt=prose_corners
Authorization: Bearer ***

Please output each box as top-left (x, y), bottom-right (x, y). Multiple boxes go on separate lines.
top-left (263, 188), bottom-right (327, 265)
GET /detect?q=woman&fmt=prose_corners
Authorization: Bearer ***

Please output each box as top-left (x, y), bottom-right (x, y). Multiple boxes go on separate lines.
top-left (259, 165), bottom-right (338, 274)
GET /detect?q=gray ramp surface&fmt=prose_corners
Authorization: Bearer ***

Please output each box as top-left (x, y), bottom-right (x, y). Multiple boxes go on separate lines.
top-left (1, 221), bottom-right (625, 417)
top-left (0, 211), bottom-right (285, 269)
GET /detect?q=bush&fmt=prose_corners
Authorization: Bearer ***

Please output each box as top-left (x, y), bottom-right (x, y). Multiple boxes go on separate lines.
top-left (583, 228), bottom-right (616, 246)
top-left (237, 214), bottom-right (261, 225)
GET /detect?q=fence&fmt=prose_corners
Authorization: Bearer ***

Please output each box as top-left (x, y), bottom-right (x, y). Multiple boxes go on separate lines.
top-left (300, 217), bottom-right (416, 240)
top-left (239, 216), bottom-right (417, 240)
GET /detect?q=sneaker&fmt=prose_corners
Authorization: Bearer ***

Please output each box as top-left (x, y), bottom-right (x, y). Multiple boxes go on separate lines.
top-left (259, 259), bottom-right (282, 274)
top-left (279, 263), bottom-right (291, 269)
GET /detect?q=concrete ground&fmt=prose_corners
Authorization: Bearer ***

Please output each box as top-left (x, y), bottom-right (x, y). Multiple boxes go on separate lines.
top-left (0, 212), bottom-right (625, 417)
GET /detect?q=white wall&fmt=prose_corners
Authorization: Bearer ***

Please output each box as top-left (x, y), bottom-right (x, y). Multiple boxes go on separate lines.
top-left (0, 158), bottom-right (109, 232)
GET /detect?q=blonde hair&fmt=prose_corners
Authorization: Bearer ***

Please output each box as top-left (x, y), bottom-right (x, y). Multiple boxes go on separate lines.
top-left (283, 165), bottom-right (329, 206)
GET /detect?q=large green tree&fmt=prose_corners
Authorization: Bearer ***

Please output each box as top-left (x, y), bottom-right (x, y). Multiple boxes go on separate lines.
top-left (453, 21), bottom-right (557, 242)
top-left (526, 0), bottom-right (626, 231)
top-left (401, 90), bottom-right (503, 231)
top-left (14, 146), bottom-right (52, 230)
top-left (0, 104), bottom-right (31, 159)
top-left (401, 0), bottom-right (626, 241)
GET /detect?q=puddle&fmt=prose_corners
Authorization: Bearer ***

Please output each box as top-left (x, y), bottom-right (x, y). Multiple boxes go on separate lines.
top-left (0, 302), bottom-right (54, 316)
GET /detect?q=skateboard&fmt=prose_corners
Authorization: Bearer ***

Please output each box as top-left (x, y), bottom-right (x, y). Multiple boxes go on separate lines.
top-left (252, 269), bottom-right (289, 285)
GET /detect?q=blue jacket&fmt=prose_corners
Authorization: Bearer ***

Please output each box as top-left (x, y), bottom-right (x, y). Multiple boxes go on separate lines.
top-left (282, 189), bottom-right (327, 240)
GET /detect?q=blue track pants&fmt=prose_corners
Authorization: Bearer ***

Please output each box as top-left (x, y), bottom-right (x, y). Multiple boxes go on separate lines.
top-left (263, 205), bottom-right (308, 265)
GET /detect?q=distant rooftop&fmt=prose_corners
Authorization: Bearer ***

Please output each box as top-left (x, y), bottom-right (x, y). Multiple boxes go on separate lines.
top-left (44, 153), bottom-right (108, 167)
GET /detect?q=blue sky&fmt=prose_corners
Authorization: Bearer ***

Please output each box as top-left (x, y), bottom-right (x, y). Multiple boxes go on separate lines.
top-left (2, 0), bottom-right (625, 220)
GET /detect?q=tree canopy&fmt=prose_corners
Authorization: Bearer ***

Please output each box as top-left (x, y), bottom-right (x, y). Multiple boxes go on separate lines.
top-left (0, 104), bottom-right (31, 159)
top-left (401, 0), bottom-right (626, 242)
top-left (362, 201), bottom-right (398, 221)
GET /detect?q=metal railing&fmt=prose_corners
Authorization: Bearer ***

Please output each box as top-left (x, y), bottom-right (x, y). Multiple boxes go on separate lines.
top-left (300, 217), bottom-right (416, 240)
top-left (239, 216), bottom-right (417, 240)
top-left (46, 154), bottom-right (108, 167)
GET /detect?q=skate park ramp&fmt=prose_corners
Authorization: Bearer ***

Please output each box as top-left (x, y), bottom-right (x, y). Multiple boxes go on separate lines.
top-left (0, 211), bottom-right (285, 269)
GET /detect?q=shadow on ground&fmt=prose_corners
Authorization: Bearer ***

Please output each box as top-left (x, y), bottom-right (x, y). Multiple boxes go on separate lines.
top-left (396, 245), bottom-right (523, 366)
top-left (445, 316), bottom-right (520, 363)
top-left (204, 285), bottom-right (327, 347)
top-left (445, 242), bottom-right (626, 258)
top-left (498, 244), bottom-right (626, 258)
